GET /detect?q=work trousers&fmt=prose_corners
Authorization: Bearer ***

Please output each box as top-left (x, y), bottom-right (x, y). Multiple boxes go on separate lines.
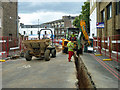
top-left (68, 51), bottom-right (74, 62)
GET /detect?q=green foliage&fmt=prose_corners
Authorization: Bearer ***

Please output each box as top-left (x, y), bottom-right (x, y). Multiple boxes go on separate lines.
top-left (73, 16), bottom-right (80, 28)
top-left (73, 2), bottom-right (90, 33)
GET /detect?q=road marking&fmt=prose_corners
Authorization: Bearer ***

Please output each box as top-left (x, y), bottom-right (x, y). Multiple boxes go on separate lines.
top-left (0, 60), bottom-right (6, 62)
top-left (17, 65), bottom-right (31, 69)
top-left (23, 65), bottom-right (31, 68)
top-left (91, 54), bottom-right (120, 80)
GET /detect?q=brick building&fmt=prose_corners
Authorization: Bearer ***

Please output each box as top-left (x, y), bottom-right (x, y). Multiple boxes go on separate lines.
top-left (90, 1), bottom-right (120, 37)
top-left (97, 1), bottom-right (120, 38)
top-left (0, 0), bottom-right (18, 38)
top-left (41, 16), bottom-right (76, 39)
top-left (90, 1), bottom-right (120, 57)
top-left (0, 0), bottom-right (18, 56)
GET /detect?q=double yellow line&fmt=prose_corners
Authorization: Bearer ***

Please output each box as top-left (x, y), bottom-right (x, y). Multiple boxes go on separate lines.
top-left (0, 60), bottom-right (6, 62)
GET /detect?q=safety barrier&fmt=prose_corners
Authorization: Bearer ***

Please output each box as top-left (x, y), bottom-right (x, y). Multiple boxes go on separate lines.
top-left (93, 35), bottom-right (120, 62)
top-left (0, 36), bottom-right (24, 59)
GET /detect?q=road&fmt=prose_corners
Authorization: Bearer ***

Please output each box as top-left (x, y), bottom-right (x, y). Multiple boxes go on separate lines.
top-left (2, 52), bottom-right (77, 88)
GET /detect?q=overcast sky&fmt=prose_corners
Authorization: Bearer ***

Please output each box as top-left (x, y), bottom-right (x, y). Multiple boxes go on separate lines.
top-left (18, 2), bottom-right (84, 25)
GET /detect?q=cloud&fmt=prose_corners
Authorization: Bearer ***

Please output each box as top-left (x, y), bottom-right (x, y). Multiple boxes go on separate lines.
top-left (19, 11), bottom-right (79, 25)
top-left (18, 2), bottom-right (83, 14)
top-left (17, 0), bottom-right (87, 2)
top-left (18, 2), bottom-right (84, 24)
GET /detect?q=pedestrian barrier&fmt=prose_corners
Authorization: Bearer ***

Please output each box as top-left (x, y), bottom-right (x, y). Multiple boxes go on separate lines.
top-left (0, 36), bottom-right (24, 59)
top-left (93, 35), bottom-right (120, 62)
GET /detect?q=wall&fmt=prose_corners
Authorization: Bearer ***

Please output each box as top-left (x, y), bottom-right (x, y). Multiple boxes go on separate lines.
top-left (0, 6), bottom-right (3, 37)
top-left (2, 2), bottom-right (17, 38)
top-left (90, 7), bottom-right (97, 38)
top-left (115, 14), bottom-right (120, 30)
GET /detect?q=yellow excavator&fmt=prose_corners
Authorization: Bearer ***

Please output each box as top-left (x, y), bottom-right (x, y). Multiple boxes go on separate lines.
top-left (62, 20), bottom-right (91, 54)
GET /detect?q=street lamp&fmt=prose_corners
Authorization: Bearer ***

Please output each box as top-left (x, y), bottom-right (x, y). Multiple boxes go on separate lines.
top-left (38, 19), bottom-right (40, 40)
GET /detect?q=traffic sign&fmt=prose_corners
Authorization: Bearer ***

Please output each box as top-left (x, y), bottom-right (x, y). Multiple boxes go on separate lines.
top-left (96, 22), bottom-right (104, 29)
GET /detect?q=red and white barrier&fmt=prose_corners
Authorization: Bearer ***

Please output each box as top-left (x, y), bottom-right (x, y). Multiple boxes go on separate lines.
top-left (0, 36), bottom-right (23, 59)
top-left (93, 35), bottom-right (120, 62)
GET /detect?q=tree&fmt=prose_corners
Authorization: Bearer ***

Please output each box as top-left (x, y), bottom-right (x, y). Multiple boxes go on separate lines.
top-left (73, 16), bottom-right (80, 28)
top-left (73, 2), bottom-right (90, 33)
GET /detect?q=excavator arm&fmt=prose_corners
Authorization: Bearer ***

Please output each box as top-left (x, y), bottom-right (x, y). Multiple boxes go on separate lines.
top-left (79, 20), bottom-right (91, 46)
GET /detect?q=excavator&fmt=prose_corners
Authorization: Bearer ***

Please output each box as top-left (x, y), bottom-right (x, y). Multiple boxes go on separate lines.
top-left (62, 20), bottom-right (91, 55)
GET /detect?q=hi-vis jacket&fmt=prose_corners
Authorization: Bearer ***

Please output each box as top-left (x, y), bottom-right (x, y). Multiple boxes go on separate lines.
top-left (67, 41), bottom-right (74, 51)
top-left (71, 34), bottom-right (75, 37)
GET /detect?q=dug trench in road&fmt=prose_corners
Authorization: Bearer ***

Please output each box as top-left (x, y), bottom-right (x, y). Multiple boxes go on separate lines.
top-left (2, 52), bottom-right (78, 88)
top-left (73, 52), bottom-right (96, 89)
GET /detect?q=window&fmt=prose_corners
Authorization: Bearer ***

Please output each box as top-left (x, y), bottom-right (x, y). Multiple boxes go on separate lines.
top-left (107, 3), bottom-right (112, 20)
top-left (101, 10), bottom-right (105, 22)
top-left (9, 34), bottom-right (12, 40)
top-left (62, 30), bottom-right (64, 34)
top-left (54, 31), bottom-right (56, 34)
top-left (116, 2), bottom-right (119, 15)
top-left (116, 1), bottom-right (120, 15)
top-left (119, 1), bottom-right (120, 13)
top-left (24, 31), bottom-right (26, 35)
top-left (31, 31), bottom-right (33, 35)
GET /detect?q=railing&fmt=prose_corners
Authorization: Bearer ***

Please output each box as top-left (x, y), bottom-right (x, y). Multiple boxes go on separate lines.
top-left (93, 35), bottom-right (120, 62)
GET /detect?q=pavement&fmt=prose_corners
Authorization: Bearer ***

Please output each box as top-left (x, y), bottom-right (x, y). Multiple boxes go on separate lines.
top-left (2, 52), bottom-right (77, 88)
top-left (80, 52), bottom-right (120, 88)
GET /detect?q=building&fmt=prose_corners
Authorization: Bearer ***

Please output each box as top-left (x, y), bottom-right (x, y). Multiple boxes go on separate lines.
top-left (41, 16), bottom-right (76, 39)
top-left (20, 15), bottom-right (76, 40)
top-left (0, 0), bottom-right (18, 56)
top-left (90, 0), bottom-right (97, 38)
top-left (97, 1), bottom-right (120, 38)
top-left (19, 27), bottom-right (54, 40)
top-left (90, 0), bottom-right (120, 36)
top-left (0, 0), bottom-right (18, 38)
top-left (90, 1), bottom-right (120, 56)
top-left (0, 1), bottom-right (3, 37)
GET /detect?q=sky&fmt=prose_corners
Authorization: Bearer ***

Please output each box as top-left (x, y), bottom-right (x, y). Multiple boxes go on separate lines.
top-left (18, 1), bottom-right (85, 25)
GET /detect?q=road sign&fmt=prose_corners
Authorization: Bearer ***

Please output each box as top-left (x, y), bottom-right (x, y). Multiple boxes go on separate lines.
top-left (96, 22), bottom-right (104, 29)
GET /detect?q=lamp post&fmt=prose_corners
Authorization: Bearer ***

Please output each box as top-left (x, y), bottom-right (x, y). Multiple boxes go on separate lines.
top-left (38, 19), bottom-right (40, 40)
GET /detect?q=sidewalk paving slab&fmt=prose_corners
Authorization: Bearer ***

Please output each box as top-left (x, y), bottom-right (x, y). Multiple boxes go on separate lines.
top-left (80, 53), bottom-right (119, 88)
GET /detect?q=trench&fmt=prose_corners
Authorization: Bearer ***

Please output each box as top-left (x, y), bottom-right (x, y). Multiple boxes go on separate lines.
top-left (74, 54), bottom-right (96, 89)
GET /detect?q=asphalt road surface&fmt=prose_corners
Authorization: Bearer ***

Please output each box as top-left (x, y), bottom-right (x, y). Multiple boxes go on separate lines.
top-left (2, 52), bottom-right (77, 88)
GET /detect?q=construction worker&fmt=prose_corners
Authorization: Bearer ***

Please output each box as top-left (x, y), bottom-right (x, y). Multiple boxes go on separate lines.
top-left (71, 32), bottom-right (75, 38)
top-left (70, 32), bottom-right (76, 41)
top-left (43, 31), bottom-right (49, 39)
top-left (67, 38), bottom-right (74, 62)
